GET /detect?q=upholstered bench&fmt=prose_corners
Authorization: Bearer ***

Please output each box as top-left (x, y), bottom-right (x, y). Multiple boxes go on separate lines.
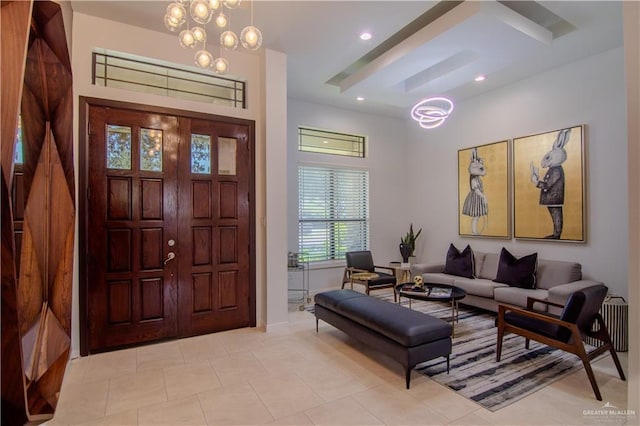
top-left (314, 289), bottom-right (452, 388)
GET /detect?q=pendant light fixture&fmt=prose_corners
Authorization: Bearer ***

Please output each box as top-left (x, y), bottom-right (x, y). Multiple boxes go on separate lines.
top-left (163, 0), bottom-right (263, 74)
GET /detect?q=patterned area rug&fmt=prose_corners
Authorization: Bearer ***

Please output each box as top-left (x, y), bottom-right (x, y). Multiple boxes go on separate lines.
top-left (309, 292), bottom-right (595, 412)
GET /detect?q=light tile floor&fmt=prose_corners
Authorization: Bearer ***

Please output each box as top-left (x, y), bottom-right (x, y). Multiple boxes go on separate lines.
top-left (47, 293), bottom-right (630, 426)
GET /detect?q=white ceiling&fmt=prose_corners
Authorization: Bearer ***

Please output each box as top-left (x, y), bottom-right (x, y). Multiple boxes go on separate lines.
top-left (69, 1), bottom-right (623, 118)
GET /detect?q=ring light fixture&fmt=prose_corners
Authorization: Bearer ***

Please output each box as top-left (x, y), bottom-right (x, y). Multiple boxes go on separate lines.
top-left (410, 97), bottom-right (454, 129)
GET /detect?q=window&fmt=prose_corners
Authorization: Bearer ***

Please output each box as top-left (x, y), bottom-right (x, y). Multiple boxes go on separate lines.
top-left (92, 50), bottom-right (245, 108)
top-left (14, 117), bottom-right (24, 164)
top-left (298, 165), bottom-right (369, 262)
top-left (298, 127), bottom-right (365, 157)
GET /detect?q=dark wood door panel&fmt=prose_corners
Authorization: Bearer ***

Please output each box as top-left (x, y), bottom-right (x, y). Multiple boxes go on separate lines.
top-left (219, 182), bottom-right (238, 219)
top-left (176, 118), bottom-right (251, 337)
top-left (87, 105), bottom-right (179, 351)
top-left (192, 181), bottom-right (213, 219)
top-left (106, 229), bottom-right (132, 272)
top-left (107, 177), bottom-right (132, 220)
top-left (84, 102), bottom-right (254, 352)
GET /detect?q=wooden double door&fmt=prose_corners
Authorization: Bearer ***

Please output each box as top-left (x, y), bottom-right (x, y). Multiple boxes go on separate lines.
top-left (84, 103), bottom-right (254, 353)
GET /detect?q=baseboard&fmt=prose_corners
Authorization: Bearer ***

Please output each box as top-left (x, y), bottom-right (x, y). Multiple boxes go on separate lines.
top-left (265, 320), bottom-right (289, 332)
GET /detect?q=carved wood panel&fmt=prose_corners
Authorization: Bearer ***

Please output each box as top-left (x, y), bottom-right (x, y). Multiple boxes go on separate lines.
top-left (1, 1), bottom-right (75, 422)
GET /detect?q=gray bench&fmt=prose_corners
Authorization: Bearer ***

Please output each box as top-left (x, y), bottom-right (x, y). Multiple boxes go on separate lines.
top-left (314, 289), bottom-right (452, 388)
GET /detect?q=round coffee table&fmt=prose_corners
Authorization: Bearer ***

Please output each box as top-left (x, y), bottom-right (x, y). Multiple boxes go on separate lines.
top-left (395, 283), bottom-right (466, 336)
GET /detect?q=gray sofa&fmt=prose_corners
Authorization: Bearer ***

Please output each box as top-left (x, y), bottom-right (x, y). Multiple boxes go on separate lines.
top-left (410, 250), bottom-right (605, 313)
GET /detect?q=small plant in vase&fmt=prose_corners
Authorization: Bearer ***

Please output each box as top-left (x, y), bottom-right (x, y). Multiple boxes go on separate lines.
top-left (399, 223), bottom-right (422, 266)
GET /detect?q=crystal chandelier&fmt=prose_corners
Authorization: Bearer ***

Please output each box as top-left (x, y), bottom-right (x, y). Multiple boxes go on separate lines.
top-left (163, 0), bottom-right (263, 74)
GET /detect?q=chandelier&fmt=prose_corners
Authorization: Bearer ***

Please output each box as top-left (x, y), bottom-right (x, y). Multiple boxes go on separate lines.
top-left (163, 0), bottom-right (263, 74)
top-left (410, 97), bottom-right (454, 129)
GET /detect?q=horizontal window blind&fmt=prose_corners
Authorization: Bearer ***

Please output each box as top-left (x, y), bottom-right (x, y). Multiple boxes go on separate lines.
top-left (298, 165), bottom-right (369, 262)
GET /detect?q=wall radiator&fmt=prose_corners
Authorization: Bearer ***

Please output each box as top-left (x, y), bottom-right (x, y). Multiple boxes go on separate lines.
top-left (586, 296), bottom-right (628, 352)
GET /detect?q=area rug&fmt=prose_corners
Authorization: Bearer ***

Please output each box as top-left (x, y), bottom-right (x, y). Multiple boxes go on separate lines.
top-left (308, 292), bottom-right (595, 412)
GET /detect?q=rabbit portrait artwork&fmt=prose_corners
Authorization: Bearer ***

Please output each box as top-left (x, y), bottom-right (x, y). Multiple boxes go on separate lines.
top-left (462, 147), bottom-right (488, 235)
top-left (530, 128), bottom-right (571, 239)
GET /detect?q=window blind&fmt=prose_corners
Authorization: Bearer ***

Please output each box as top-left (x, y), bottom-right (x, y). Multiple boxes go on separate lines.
top-left (298, 165), bottom-right (369, 262)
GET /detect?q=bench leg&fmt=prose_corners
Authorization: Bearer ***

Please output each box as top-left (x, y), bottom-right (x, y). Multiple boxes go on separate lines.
top-left (316, 318), bottom-right (318, 332)
top-left (405, 367), bottom-right (412, 389)
top-left (447, 355), bottom-right (450, 374)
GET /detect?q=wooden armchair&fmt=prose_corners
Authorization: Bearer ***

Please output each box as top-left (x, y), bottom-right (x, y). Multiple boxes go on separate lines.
top-left (496, 285), bottom-right (626, 401)
top-left (342, 251), bottom-right (397, 302)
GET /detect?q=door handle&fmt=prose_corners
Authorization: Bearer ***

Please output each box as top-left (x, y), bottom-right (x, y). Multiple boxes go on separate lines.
top-left (164, 252), bottom-right (176, 265)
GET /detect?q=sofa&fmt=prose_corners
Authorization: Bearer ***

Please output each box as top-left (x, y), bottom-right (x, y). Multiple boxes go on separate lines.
top-left (410, 247), bottom-right (605, 314)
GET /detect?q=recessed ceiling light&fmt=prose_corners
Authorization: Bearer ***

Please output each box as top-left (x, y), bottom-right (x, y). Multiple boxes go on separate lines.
top-left (356, 96), bottom-right (364, 101)
top-left (474, 75), bottom-right (486, 82)
top-left (359, 32), bottom-right (372, 41)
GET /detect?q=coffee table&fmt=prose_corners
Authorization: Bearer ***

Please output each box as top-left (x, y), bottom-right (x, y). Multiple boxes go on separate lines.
top-left (395, 283), bottom-right (466, 336)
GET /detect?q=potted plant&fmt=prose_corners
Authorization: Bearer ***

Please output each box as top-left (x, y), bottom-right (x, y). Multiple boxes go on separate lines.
top-left (400, 223), bottom-right (422, 265)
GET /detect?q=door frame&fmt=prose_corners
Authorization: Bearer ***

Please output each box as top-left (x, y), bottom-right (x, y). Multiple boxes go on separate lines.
top-left (78, 97), bottom-right (256, 356)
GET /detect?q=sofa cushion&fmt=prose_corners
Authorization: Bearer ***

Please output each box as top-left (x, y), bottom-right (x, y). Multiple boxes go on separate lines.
top-left (443, 244), bottom-right (474, 278)
top-left (547, 282), bottom-right (605, 315)
top-left (494, 287), bottom-right (549, 311)
top-left (473, 251), bottom-right (486, 277)
top-left (421, 273), bottom-right (457, 286)
top-left (478, 253), bottom-right (499, 280)
top-left (535, 260), bottom-right (582, 290)
top-left (548, 281), bottom-right (602, 302)
top-left (494, 248), bottom-right (537, 289)
top-left (452, 278), bottom-right (507, 298)
top-left (314, 288), bottom-right (366, 310)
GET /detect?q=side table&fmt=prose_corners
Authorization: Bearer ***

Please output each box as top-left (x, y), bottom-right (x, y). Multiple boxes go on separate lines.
top-left (388, 262), bottom-right (411, 283)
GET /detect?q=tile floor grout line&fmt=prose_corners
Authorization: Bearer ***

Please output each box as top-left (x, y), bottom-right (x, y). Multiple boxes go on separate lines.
top-left (246, 376), bottom-right (277, 423)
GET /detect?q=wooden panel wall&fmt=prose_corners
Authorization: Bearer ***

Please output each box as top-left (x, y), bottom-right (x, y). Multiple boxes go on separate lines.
top-left (1, 2), bottom-right (33, 424)
top-left (1, 0), bottom-right (75, 422)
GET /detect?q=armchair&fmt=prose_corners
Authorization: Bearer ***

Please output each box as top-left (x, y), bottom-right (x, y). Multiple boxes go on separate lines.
top-left (342, 251), bottom-right (397, 302)
top-left (496, 285), bottom-right (626, 401)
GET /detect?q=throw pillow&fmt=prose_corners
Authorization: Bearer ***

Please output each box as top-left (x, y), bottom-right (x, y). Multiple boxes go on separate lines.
top-left (493, 247), bottom-right (537, 289)
top-left (443, 244), bottom-right (475, 279)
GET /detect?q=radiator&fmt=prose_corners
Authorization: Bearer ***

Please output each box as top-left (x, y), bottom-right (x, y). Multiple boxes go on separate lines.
top-left (586, 296), bottom-right (628, 352)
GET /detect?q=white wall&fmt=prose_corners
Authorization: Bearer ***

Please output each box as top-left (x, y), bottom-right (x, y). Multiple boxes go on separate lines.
top-left (623, 0), bottom-right (639, 412)
top-left (264, 50), bottom-right (289, 330)
top-left (70, 13), bottom-right (286, 355)
top-left (406, 47), bottom-right (628, 298)
top-left (287, 99), bottom-right (411, 294)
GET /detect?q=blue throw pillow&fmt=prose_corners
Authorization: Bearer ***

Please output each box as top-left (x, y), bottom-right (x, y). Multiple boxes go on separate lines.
top-left (443, 244), bottom-right (475, 279)
top-left (493, 247), bottom-right (537, 289)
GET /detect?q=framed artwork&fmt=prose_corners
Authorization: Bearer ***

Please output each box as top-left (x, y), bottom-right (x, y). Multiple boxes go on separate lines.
top-left (513, 125), bottom-right (586, 242)
top-left (458, 140), bottom-right (510, 238)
